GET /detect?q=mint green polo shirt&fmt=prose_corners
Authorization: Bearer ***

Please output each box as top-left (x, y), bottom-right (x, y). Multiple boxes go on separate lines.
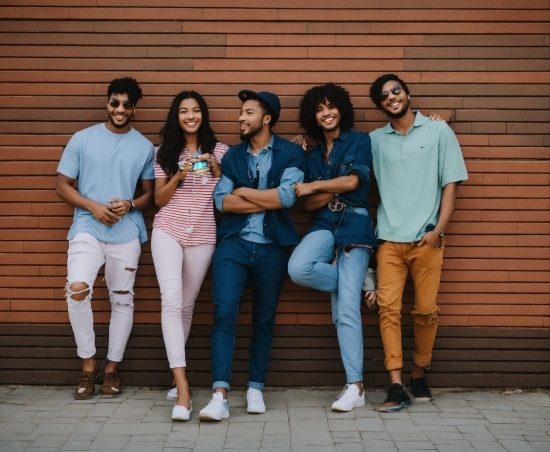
top-left (370, 111), bottom-right (468, 242)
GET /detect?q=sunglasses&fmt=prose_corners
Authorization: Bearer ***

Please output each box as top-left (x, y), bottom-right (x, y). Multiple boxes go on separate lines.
top-left (379, 85), bottom-right (402, 102)
top-left (109, 99), bottom-right (135, 110)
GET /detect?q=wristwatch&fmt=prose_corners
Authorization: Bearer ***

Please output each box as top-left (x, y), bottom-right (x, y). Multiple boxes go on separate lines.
top-left (127, 199), bottom-right (136, 212)
top-left (434, 227), bottom-right (444, 238)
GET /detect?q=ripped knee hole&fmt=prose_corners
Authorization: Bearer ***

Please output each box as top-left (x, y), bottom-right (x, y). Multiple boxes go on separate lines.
top-left (67, 282), bottom-right (90, 301)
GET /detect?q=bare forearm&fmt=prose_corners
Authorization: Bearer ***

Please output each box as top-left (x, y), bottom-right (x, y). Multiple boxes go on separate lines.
top-left (303, 192), bottom-right (334, 211)
top-left (56, 180), bottom-right (99, 211)
top-left (134, 179), bottom-right (154, 210)
top-left (436, 182), bottom-right (457, 232)
top-left (154, 175), bottom-right (185, 208)
top-left (222, 194), bottom-right (265, 213)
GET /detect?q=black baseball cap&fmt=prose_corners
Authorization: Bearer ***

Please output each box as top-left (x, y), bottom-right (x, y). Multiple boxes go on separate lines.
top-left (238, 90), bottom-right (281, 126)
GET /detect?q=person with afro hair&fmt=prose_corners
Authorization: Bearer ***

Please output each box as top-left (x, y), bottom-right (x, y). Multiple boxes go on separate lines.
top-left (288, 83), bottom-right (376, 412)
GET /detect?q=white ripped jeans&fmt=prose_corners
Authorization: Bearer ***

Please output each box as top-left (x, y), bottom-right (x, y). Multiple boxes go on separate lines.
top-left (65, 233), bottom-right (141, 362)
top-left (151, 228), bottom-right (215, 369)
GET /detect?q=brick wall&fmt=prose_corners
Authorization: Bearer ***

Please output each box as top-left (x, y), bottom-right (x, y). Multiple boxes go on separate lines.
top-left (0, 1), bottom-right (549, 387)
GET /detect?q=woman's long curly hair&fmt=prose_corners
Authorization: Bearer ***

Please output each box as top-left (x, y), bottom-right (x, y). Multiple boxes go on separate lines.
top-left (298, 83), bottom-right (355, 142)
top-left (156, 91), bottom-right (217, 177)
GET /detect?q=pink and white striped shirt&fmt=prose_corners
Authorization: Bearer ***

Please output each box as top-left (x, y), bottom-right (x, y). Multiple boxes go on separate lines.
top-left (152, 141), bottom-right (229, 247)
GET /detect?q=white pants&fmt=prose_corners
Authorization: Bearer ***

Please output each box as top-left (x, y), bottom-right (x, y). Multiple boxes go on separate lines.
top-left (65, 233), bottom-right (141, 362)
top-left (151, 228), bottom-right (215, 369)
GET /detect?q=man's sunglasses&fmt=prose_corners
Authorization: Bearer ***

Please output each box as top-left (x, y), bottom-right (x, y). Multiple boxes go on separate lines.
top-left (109, 99), bottom-right (135, 110)
top-left (379, 85), bottom-right (402, 102)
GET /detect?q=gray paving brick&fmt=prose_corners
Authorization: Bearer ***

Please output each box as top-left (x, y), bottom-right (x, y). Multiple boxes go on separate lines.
top-left (0, 440), bottom-right (31, 452)
top-left (89, 434), bottom-right (130, 450)
top-left (361, 439), bottom-right (397, 450)
top-left (61, 440), bottom-right (94, 451)
top-left (331, 431), bottom-right (362, 443)
top-left (99, 422), bottom-right (173, 436)
top-left (328, 419), bottom-right (359, 432)
top-left (290, 417), bottom-right (329, 432)
top-left (193, 433), bottom-right (225, 451)
top-left (335, 442), bottom-right (366, 452)
top-left (291, 430), bottom-right (334, 446)
top-left (389, 432), bottom-right (430, 442)
top-left (498, 440), bottom-right (536, 451)
top-left (354, 418), bottom-right (387, 432)
top-left (470, 442), bottom-right (508, 452)
top-left (263, 420), bottom-right (290, 434)
top-left (436, 446), bottom-right (476, 452)
top-left (229, 408), bottom-right (287, 422)
top-left (226, 423), bottom-right (263, 437)
top-left (29, 433), bottom-right (68, 448)
top-left (123, 441), bottom-right (164, 451)
top-left (393, 440), bottom-right (436, 450)
top-left (289, 406), bottom-right (328, 418)
top-left (289, 446), bottom-right (337, 452)
top-left (360, 431), bottom-right (392, 441)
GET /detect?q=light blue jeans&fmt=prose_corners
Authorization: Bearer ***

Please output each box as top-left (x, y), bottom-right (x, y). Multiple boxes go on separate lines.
top-left (288, 229), bottom-right (370, 383)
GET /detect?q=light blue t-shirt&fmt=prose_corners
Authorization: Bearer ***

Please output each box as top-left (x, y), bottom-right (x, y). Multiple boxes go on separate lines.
top-left (57, 123), bottom-right (155, 244)
top-left (370, 112), bottom-right (468, 242)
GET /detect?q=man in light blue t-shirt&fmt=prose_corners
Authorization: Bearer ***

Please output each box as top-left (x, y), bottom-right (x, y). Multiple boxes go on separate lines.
top-left (368, 74), bottom-right (468, 412)
top-left (56, 77), bottom-right (154, 400)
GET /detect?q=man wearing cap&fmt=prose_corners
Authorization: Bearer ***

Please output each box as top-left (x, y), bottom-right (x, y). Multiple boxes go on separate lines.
top-left (199, 90), bottom-right (305, 420)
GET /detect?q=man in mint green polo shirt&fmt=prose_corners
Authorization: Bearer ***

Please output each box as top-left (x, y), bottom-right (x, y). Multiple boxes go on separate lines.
top-left (368, 74), bottom-right (468, 412)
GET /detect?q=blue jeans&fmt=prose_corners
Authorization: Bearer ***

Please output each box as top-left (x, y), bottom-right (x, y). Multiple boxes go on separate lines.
top-left (288, 230), bottom-right (370, 383)
top-left (211, 236), bottom-right (290, 391)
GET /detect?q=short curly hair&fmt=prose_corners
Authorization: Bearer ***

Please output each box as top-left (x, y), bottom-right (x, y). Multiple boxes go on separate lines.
top-left (299, 83), bottom-right (354, 141)
top-left (107, 77), bottom-right (143, 106)
top-left (369, 74), bottom-right (410, 109)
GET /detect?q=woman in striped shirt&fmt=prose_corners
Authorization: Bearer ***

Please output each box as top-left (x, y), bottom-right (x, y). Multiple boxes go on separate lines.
top-left (151, 91), bottom-right (228, 421)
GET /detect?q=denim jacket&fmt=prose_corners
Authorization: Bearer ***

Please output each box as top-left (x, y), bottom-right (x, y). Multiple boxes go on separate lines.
top-left (216, 133), bottom-right (306, 247)
top-left (304, 129), bottom-right (377, 249)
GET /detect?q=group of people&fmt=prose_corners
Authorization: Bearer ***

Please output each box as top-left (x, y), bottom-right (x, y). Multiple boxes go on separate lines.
top-left (56, 74), bottom-right (467, 422)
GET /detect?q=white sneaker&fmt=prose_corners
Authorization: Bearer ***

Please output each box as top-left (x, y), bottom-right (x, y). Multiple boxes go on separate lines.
top-left (199, 392), bottom-right (229, 421)
top-left (246, 388), bottom-right (266, 414)
top-left (166, 386), bottom-right (177, 401)
top-left (331, 384), bottom-right (365, 412)
top-left (172, 401), bottom-right (192, 421)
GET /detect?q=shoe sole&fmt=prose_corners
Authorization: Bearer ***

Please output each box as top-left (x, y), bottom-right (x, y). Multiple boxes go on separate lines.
top-left (74, 386), bottom-right (96, 400)
top-left (413, 396), bottom-right (433, 402)
top-left (99, 392), bottom-right (121, 398)
top-left (379, 400), bottom-right (412, 413)
top-left (247, 408), bottom-right (266, 414)
top-left (199, 412), bottom-right (229, 421)
top-left (331, 395), bottom-right (365, 412)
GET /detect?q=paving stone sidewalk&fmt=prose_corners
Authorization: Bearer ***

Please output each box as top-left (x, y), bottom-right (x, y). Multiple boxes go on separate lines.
top-left (1, 386), bottom-right (549, 452)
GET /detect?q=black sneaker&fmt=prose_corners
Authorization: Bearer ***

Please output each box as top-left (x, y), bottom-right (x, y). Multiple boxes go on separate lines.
top-left (410, 377), bottom-right (433, 402)
top-left (379, 383), bottom-right (412, 412)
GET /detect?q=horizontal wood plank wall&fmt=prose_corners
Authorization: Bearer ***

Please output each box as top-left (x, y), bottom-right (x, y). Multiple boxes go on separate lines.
top-left (0, 1), bottom-right (549, 387)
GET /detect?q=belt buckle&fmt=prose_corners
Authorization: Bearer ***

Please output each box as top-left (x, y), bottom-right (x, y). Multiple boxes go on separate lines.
top-left (328, 197), bottom-right (345, 212)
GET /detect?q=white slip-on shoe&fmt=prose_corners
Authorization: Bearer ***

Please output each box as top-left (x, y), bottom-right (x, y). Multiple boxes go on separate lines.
top-left (246, 388), bottom-right (266, 414)
top-left (199, 392), bottom-right (229, 421)
top-left (166, 386), bottom-right (177, 401)
top-left (172, 401), bottom-right (192, 421)
top-left (331, 384), bottom-right (365, 412)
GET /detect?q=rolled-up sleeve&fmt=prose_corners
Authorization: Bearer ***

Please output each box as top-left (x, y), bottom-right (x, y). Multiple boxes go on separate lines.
top-left (276, 167), bottom-right (304, 208)
top-left (213, 175), bottom-right (234, 213)
top-left (347, 134), bottom-right (372, 186)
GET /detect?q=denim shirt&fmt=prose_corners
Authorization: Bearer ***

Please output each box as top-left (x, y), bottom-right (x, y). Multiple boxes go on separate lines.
top-left (304, 129), bottom-right (377, 249)
top-left (214, 134), bottom-right (305, 245)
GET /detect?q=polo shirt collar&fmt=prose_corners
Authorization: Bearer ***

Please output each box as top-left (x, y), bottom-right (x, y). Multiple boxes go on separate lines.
top-left (384, 111), bottom-right (427, 134)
